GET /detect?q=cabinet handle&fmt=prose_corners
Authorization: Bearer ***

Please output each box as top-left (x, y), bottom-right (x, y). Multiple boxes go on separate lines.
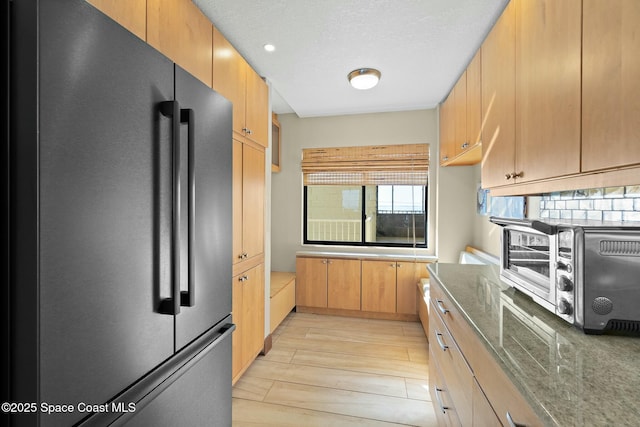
top-left (435, 299), bottom-right (450, 315)
top-left (247, 129), bottom-right (253, 135)
top-left (321, 260), bottom-right (327, 264)
top-left (434, 387), bottom-right (449, 414)
top-left (506, 411), bottom-right (526, 427)
top-left (390, 263), bottom-right (396, 267)
top-left (238, 252), bottom-right (248, 259)
top-left (461, 141), bottom-right (469, 149)
top-left (506, 171), bottom-right (524, 180)
top-left (435, 332), bottom-right (449, 352)
top-left (442, 155), bottom-right (449, 161)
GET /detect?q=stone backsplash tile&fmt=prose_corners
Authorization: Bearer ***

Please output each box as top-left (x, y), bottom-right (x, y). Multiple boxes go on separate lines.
top-left (540, 186), bottom-right (640, 222)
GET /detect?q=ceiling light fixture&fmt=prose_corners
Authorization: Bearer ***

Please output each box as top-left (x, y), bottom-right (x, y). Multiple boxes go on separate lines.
top-left (263, 44), bottom-right (276, 52)
top-left (347, 68), bottom-right (381, 90)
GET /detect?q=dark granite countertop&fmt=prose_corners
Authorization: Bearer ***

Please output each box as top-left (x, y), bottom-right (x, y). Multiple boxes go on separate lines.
top-left (427, 263), bottom-right (640, 427)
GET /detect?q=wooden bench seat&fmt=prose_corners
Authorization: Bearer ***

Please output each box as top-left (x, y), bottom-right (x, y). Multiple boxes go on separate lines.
top-left (270, 271), bottom-right (296, 333)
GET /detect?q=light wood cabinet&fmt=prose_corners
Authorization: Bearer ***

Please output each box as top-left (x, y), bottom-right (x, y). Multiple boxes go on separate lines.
top-left (87, 0), bottom-right (146, 40)
top-left (147, 0), bottom-right (213, 87)
top-left (440, 49), bottom-right (482, 167)
top-left (481, 0), bottom-right (516, 189)
top-left (213, 27), bottom-right (269, 148)
top-left (295, 257), bottom-right (361, 310)
top-left (429, 278), bottom-right (540, 427)
top-left (429, 298), bottom-right (473, 427)
top-left (233, 139), bottom-right (265, 266)
top-left (361, 260), bottom-right (397, 313)
top-left (514, 0), bottom-right (582, 184)
top-left (439, 92), bottom-right (456, 164)
top-left (296, 256), bottom-right (427, 319)
top-left (472, 379), bottom-right (500, 427)
top-left (327, 259), bottom-right (362, 311)
top-left (429, 357), bottom-right (461, 427)
top-left (582, 0), bottom-right (640, 172)
top-left (295, 257), bottom-right (329, 308)
top-left (232, 263), bottom-right (264, 383)
top-left (396, 261), bottom-right (428, 315)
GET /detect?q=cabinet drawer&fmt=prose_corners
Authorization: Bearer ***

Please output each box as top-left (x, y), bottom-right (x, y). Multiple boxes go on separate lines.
top-left (430, 279), bottom-right (476, 359)
top-left (429, 300), bottom-right (473, 427)
top-left (429, 353), bottom-right (461, 427)
top-left (471, 341), bottom-right (540, 427)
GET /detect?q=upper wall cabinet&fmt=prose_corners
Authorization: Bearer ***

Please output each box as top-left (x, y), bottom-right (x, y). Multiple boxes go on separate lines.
top-left (213, 27), bottom-right (269, 148)
top-left (514, 0), bottom-right (582, 183)
top-left (481, 0), bottom-right (583, 191)
top-left (87, 0), bottom-right (146, 40)
top-left (481, 0), bottom-right (516, 188)
top-left (147, 0), bottom-right (213, 87)
top-left (582, 0), bottom-right (640, 172)
top-left (440, 50), bottom-right (482, 167)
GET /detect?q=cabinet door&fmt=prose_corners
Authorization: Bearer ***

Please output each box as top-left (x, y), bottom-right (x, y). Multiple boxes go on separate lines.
top-left (232, 274), bottom-right (244, 380)
top-left (453, 72), bottom-right (467, 157)
top-left (582, 0), bottom-right (640, 172)
top-left (361, 260), bottom-right (397, 313)
top-left (440, 93), bottom-right (456, 164)
top-left (296, 257), bottom-right (328, 307)
top-left (466, 50), bottom-right (482, 147)
top-left (232, 139), bottom-right (244, 264)
top-left (242, 143), bottom-right (265, 260)
top-left (87, 0), bottom-right (146, 40)
top-left (213, 26), bottom-right (247, 136)
top-left (242, 264), bottom-right (265, 366)
top-left (245, 66), bottom-right (270, 147)
top-left (396, 262), bottom-right (428, 315)
top-left (327, 259), bottom-right (361, 310)
top-left (515, 0), bottom-right (581, 183)
top-left (147, 0), bottom-right (213, 87)
top-left (481, 0), bottom-right (516, 188)
top-left (472, 379), bottom-right (500, 427)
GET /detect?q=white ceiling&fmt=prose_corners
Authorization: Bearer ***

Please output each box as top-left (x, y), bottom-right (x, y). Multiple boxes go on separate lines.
top-left (194, 0), bottom-right (509, 118)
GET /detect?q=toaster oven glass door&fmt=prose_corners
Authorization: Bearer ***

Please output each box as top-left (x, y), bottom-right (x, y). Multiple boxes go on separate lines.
top-left (505, 229), bottom-right (551, 293)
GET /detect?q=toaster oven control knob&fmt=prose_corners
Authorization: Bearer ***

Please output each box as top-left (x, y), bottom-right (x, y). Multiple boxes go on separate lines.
top-left (556, 262), bottom-right (572, 273)
top-left (558, 276), bottom-right (574, 292)
top-left (558, 298), bottom-right (573, 316)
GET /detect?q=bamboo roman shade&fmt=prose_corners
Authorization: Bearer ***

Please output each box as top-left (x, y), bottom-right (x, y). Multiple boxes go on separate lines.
top-left (301, 144), bottom-right (429, 186)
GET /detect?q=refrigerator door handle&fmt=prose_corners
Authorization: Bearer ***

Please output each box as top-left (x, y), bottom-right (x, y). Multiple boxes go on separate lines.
top-left (158, 100), bottom-right (181, 316)
top-left (180, 108), bottom-right (195, 307)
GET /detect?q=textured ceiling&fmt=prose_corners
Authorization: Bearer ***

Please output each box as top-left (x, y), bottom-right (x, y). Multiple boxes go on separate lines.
top-left (194, 0), bottom-right (508, 118)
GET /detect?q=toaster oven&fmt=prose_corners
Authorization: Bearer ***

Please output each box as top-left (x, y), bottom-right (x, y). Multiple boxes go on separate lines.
top-left (491, 217), bottom-right (640, 334)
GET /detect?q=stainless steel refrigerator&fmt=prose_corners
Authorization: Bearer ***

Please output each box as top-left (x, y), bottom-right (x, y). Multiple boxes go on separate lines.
top-left (4, 0), bottom-right (234, 425)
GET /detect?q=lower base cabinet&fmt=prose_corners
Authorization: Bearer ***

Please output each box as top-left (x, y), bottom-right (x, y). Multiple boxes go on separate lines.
top-left (232, 263), bottom-right (264, 383)
top-left (296, 256), bottom-right (430, 319)
top-left (429, 278), bottom-right (540, 426)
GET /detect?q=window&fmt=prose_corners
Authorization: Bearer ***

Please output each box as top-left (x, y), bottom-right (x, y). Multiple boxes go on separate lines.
top-left (302, 144), bottom-right (429, 248)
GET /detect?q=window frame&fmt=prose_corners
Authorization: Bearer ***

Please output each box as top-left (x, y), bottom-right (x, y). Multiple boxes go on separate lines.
top-left (303, 184), bottom-right (429, 248)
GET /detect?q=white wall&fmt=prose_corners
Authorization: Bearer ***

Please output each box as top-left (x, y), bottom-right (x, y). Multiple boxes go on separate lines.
top-left (271, 109), bottom-right (478, 271)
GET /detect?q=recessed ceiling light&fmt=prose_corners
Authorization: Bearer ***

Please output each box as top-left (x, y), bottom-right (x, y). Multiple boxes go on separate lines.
top-left (264, 44), bottom-right (276, 52)
top-left (347, 68), bottom-right (381, 90)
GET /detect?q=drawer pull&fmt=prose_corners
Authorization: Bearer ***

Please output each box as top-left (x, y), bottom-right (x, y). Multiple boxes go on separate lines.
top-left (435, 332), bottom-right (449, 352)
top-left (434, 387), bottom-right (449, 414)
top-left (436, 299), bottom-right (450, 315)
top-left (506, 411), bottom-right (526, 427)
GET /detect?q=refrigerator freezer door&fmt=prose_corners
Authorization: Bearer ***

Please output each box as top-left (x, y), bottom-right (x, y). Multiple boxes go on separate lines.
top-left (174, 66), bottom-right (233, 350)
top-left (116, 318), bottom-right (235, 427)
top-left (37, 1), bottom-right (175, 425)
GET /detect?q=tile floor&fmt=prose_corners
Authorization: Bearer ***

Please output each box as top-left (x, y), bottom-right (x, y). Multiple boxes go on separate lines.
top-left (232, 312), bottom-right (437, 426)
